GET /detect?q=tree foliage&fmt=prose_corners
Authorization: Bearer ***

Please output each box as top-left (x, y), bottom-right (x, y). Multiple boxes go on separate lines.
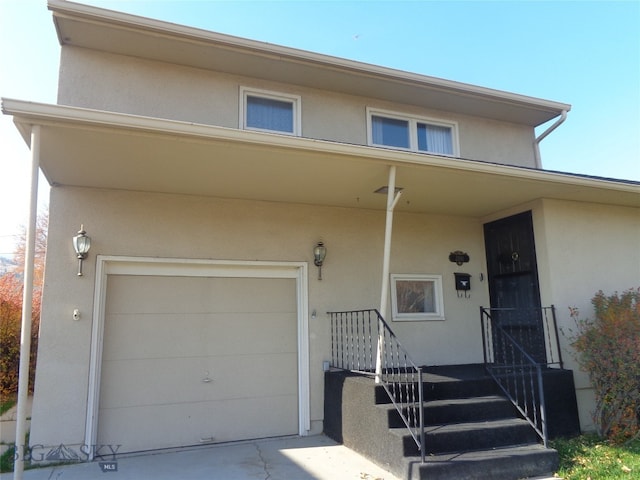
top-left (14, 213), bottom-right (48, 288)
top-left (0, 213), bottom-right (47, 397)
top-left (569, 288), bottom-right (640, 444)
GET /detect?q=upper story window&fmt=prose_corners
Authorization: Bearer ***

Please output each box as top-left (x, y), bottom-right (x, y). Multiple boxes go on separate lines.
top-left (240, 87), bottom-right (301, 135)
top-left (367, 108), bottom-right (458, 156)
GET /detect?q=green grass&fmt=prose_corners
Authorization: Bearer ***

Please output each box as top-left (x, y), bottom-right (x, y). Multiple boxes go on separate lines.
top-left (0, 430), bottom-right (29, 474)
top-left (0, 445), bottom-right (16, 473)
top-left (552, 434), bottom-right (640, 479)
top-left (0, 396), bottom-right (16, 416)
top-left (0, 394), bottom-right (18, 473)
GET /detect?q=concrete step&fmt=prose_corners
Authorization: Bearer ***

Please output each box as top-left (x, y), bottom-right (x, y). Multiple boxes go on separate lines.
top-left (382, 395), bottom-right (517, 428)
top-left (376, 377), bottom-right (501, 408)
top-left (403, 444), bottom-right (558, 480)
top-left (422, 377), bottom-right (499, 401)
top-left (423, 395), bottom-right (517, 425)
top-left (324, 367), bottom-right (565, 480)
top-left (392, 417), bottom-right (539, 455)
top-left (421, 365), bottom-right (500, 400)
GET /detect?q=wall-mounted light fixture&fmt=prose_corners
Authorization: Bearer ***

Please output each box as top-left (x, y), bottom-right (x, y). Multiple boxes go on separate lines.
top-left (313, 241), bottom-right (327, 280)
top-left (72, 225), bottom-right (91, 276)
top-left (448, 250), bottom-right (470, 266)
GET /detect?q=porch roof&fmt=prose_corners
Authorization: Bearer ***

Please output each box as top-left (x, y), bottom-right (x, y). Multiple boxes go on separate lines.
top-left (48, 0), bottom-right (569, 127)
top-left (3, 99), bottom-right (639, 218)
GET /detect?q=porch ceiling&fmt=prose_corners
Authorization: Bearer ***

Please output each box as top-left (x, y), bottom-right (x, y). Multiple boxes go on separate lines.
top-left (4, 100), bottom-right (639, 218)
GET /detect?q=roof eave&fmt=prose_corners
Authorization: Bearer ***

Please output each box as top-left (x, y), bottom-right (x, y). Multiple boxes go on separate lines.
top-left (3, 98), bottom-right (635, 202)
top-left (47, 0), bottom-right (571, 127)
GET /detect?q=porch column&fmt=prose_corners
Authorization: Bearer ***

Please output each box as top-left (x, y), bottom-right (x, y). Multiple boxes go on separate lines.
top-left (375, 165), bottom-right (402, 382)
top-left (13, 125), bottom-right (40, 480)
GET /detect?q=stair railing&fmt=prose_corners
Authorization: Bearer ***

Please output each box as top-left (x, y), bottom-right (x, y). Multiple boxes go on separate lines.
top-left (480, 306), bottom-right (562, 447)
top-left (328, 309), bottom-right (425, 463)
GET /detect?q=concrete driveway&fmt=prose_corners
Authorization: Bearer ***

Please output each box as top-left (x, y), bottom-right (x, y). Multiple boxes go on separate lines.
top-left (1, 435), bottom-right (400, 480)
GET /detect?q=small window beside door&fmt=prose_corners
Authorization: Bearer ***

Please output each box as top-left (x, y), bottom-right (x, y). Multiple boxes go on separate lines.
top-left (391, 274), bottom-right (445, 321)
top-left (240, 87), bottom-right (301, 135)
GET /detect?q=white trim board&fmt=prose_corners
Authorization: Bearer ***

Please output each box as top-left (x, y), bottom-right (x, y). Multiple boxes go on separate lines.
top-left (84, 255), bottom-right (310, 457)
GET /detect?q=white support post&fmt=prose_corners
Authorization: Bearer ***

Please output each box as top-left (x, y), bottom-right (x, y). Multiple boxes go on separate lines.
top-left (13, 125), bottom-right (40, 480)
top-left (375, 165), bottom-right (402, 382)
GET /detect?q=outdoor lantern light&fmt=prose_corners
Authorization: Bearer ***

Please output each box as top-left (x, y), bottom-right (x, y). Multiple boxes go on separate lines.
top-left (72, 225), bottom-right (91, 276)
top-left (313, 241), bottom-right (327, 280)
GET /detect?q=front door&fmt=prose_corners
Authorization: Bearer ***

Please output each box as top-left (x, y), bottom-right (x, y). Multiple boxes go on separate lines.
top-left (484, 211), bottom-right (546, 363)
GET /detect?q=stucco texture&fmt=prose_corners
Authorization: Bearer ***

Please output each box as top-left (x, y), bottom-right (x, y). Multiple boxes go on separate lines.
top-left (57, 46), bottom-right (537, 167)
top-left (536, 199), bottom-right (640, 430)
top-left (30, 186), bottom-right (489, 449)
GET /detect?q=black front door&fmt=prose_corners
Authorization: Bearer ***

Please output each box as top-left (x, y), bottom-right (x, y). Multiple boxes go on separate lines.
top-left (484, 211), bottom-right (546, 363)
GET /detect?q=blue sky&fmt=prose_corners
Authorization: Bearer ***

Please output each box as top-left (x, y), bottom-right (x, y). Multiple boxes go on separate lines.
top-left (0, 0), bottom-right (639, 255)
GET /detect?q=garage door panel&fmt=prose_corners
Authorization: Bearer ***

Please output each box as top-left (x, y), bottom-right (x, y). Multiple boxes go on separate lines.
top-left (98, 394), bottom-right (299, 453)
top-left (98, 272), bottom-right (300, 453)
top-left (209, 352), bottom-right (298, 396)
top-left (102, 314), bottom-right (203, 360)
top-left (100, 356), bottom-right (207, 408)
top-left (205, 395), bottom-right (299, 442)
top-left (106, 276), bottom-right (296, 315)
top-left (100, 352), bottom-right (298, 408)
top-left (102, 312), bottom-right (297, 361)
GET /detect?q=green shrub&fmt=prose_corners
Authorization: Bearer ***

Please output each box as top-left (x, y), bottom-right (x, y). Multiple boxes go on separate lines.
top-left (569, 288), bottom-right (640, 444)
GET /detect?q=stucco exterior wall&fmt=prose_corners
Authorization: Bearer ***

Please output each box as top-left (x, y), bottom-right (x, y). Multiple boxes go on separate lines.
top-left (56, 46), bottom-right (537, 167)
top-left (31, 186), bottom-right (490, 449)
top-left (535, 199), bottom-right (640, 431)
top-left (481, 198), bottom-right (640, 432)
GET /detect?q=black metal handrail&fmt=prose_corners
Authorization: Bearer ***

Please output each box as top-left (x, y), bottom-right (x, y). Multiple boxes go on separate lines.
top-left (481, 306), bottom-right (563, 369)
top-left (480, 306), bottom-right (562, 447)
top-left (328, 309), bottom-right (425, 463)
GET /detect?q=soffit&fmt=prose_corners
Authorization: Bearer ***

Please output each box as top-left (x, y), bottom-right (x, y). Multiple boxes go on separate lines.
top-left (4, 100), bottom-right (638, 218)
top-left (48, 1), bottom-right (570, 127)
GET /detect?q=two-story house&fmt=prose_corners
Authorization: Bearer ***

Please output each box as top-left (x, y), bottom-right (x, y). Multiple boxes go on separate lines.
top-left (3, 1), bottom-right (639, 479)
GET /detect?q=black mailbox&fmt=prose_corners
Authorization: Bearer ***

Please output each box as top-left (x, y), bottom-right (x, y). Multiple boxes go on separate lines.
top-left (454, 273), bottom-right (471, 297)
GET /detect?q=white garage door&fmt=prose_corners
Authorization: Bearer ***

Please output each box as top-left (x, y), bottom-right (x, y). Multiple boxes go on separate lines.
top-left (97, 274), bottom-right (298, 453)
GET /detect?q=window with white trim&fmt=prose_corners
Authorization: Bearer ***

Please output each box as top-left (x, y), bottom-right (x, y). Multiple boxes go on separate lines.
top-left (367, 108), bottom-right (458, 156)
top-left (391, 274), bottom-right (445, 321)
top-left (240, 87), bottom-right (301, 135)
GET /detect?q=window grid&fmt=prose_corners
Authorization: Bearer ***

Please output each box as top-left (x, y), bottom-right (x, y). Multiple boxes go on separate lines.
top-left (367, 108), bottom-right (458, 156)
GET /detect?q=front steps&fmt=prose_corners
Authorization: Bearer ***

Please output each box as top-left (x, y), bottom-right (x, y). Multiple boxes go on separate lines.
top-left (403, 445), bottom-right (557, 480)
top-left (324, 364), bottom-right (576, 480)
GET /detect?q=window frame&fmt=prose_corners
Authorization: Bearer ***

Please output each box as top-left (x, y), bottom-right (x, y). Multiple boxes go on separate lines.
top-left (240, 86), bottom-right (302, 136)
top-left (390, 274), bottom-right (445, 321)
top-left (366, 107), bottom-right (459, 156)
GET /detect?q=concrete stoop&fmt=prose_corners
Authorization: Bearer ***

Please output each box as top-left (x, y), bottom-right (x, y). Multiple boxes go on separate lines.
top-left (403, 444), bottom-right (558, 480)
top-left (324, 365), bottom-right (576, 480)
